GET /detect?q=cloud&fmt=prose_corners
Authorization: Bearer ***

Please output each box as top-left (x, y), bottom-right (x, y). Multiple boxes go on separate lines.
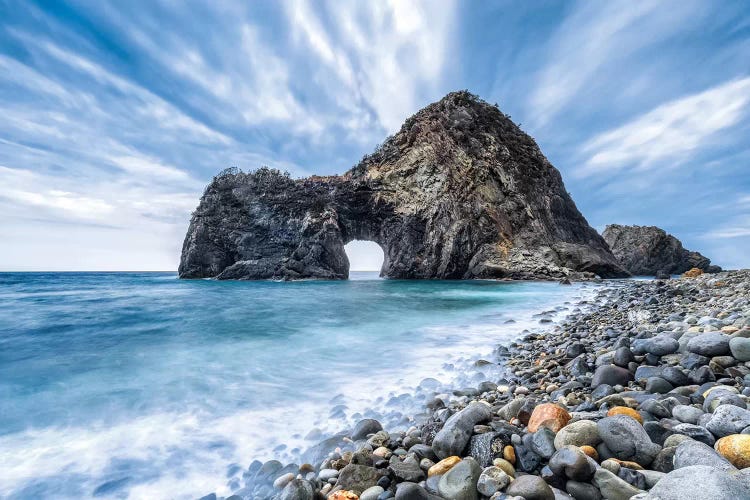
top-left (282, 0), bottom-right (457, 134)
top-left (575, 77), bottom-right (750, 176)
top-left (528, 0), bottom-right (710, 129)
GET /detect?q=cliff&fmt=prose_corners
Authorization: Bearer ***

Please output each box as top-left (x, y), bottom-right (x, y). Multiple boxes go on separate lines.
top-left (179, 91), bottom-right (628, 280)
top-left (602, 224), bottom-right (720, 276)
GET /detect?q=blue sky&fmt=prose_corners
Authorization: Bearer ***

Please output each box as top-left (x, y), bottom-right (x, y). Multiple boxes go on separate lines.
top-left (1, 0), bottom-right (749, 271)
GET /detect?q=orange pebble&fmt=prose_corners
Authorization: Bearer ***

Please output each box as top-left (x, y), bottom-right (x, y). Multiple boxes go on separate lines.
top-left (607, 406), bottom-right (643, 424)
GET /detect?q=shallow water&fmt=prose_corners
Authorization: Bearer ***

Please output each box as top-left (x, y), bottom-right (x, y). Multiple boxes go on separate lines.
top-left (0, 272), bottom-right (592, 499)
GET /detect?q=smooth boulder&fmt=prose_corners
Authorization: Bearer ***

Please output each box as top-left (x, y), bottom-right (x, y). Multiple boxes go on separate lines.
top-left (433, 402), bottom-right (492, 459)
top-left (597, 415), bottom-right (661, 465)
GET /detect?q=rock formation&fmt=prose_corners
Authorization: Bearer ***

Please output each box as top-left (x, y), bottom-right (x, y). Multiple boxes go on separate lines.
top-left (602, 224), bottom-right (720, 276)
top-left (179, 91), bottom-right (628, 280)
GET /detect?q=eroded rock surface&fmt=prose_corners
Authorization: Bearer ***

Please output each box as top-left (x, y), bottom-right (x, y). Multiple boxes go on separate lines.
top-left (179, 91), bottom-right (628, 280)
top-left (602, 224), bottom-right (720, 276)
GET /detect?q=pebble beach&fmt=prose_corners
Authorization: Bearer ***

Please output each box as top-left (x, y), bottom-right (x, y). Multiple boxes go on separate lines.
top-left (210, 269), bottom-right (750, 500)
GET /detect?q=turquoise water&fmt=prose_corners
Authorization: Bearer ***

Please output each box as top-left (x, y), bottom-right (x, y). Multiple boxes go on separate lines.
top-left (0, 272), bottom-right (590, 499)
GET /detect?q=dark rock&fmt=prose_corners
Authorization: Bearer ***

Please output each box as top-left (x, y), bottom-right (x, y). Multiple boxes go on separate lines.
top-left (279, 479), bottom-right (315, 500)
top-left (613, 347), bottom-right (635, 368)
top-left (388, 458), bottom-right (425, 483)
top-left (597, 415), bottom-right (661, 465)
top-left (180, 92), bottom-right (628, 281)
top-left (639, 399), bottom-right (670, 419)
top-left (432, 402), bottom-right (492, 459)
top-left (602, 224), bottom-right (719, 276)
top-left (660, 366), bottom-right (690, 387)
top-left (335, 464), bottom-right (380, 493)
top-left (515, 441), bottom-right (542, 472)
top-left (505, 474), bottom-right (555, 500)
top-left (686, 333), bottom-right (731, 357)
top-left (645, 377), bottom-right (674, 394)
top-left (689, 366), bottom-right (716, 384)
top-left (436, 458), bottom-right (481, 500)
top-left (352, 419), bottom-right (384, 441)
top-left (548, 446), bottom-right (595, 481)
top-left (617, 467), bottom-right (646, 490)
top-left (566, 342), bottom-right (586, 359)
top-left (671, 423), bottom-right (715, 446)
top-left (651, 446), bottom-right (677, 473)
top-left (680, 353), bottom-right (710, 370)
top-left (592, 365), bottom-right (633, 388)
top-left (591, 468), bottom-right (644, 500)
top-left (395, 482), bottom-right (442, 500)
top-left (467, 432), bottom-right (505, 467)
top-left (565, 480), bottom-right (602, 500)
top-left (529, 427), bottom-right (557, 459)
top-left (632, 336), bottom-right (679, 356)
top-left (643, 421), bottom-right (673, 446)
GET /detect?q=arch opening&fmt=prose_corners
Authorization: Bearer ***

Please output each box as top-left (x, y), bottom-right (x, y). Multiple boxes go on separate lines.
top-left (343, 240), bottom-right (384, 275)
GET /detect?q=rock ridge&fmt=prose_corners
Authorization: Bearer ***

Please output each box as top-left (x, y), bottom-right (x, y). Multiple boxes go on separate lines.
top-left (602, 224), bottom-right (720, 276)
top-left (179, 91), bottom-right (628, 280)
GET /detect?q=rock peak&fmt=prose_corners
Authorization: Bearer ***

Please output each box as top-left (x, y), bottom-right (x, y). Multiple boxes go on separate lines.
top-left (179, 93), bottom-right (628, 280)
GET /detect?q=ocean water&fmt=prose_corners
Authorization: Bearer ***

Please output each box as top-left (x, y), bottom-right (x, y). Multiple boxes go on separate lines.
top-left (0, 272), bottom-right (593, 499)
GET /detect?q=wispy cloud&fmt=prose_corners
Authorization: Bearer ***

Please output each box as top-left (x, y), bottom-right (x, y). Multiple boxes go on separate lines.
top-left (528, 0), bottom-right (710, 129)
top-left (576, 77), bottom-right (750, 176)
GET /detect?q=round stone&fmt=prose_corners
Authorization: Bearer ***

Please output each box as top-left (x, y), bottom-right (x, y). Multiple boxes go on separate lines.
top-left (592, 364), bottom-right (633, 388)
top-left (729, 337), bottom-right (750, 362)
top-left (352, 419), bottom-right (383, 440)
top-left (476, 466), bottom-right (511, 496)
top-left (360, 486), bottom-right (385, 500)
top-left (597, 415), bottom-right (661, 465)
top-left (687, 333), bottom-right (731, 357)
top-left (645, 376), bottom-right (674, 394)
top-left (505, 474), bottom-right (555, 500)
top-left (646, 465), bottom-right (747, 499)
top-left (607, 406), bottom-right (643, 424)
top-left (437, 458), bottom-right (482, 500)
top-left (491, 458), bottom-right (515, 477)
top-left (632, 335), bottom-right (679, 356)
top-left (706, 404), bottom-right (750, 437)
top-left (672, 405), bottom-right (704, 424)
top-left (427, 456), bottom-right (461, 477)
top-left (548, 445), bottom-right (596, 481)
top-left (554, 420), bottom-right (602, 449)
top-left (527, 403), bottom-right (571, 433)
top-left (715, 434), bottom-right (750, 468)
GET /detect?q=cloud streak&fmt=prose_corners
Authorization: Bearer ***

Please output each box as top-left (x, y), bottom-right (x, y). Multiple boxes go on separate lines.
top-left (576, 77), bottom-right (750, 176)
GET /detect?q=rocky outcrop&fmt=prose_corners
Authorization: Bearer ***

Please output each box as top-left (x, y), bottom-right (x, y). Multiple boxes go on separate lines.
top-left (179, 91), bottom-right (628, 280)
top-left (602, 224), bottom-right (720, 276)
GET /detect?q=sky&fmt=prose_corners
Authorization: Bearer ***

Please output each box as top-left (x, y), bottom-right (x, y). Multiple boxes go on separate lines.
top-left (1, 0), bottom-right (749, 271)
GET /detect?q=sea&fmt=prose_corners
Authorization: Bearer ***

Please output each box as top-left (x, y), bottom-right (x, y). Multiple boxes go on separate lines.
top-left (0, 271), bottom-right (595, 499)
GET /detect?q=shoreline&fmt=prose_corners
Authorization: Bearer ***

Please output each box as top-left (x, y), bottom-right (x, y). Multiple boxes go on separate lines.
top-left (203, 270), bottom-right (750, 499)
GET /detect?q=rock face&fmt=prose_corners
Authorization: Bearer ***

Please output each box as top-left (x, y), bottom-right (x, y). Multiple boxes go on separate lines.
top-left (179, 91), bottom-right (628, 280)
top-left (602, 224), bottom-right (720, 276)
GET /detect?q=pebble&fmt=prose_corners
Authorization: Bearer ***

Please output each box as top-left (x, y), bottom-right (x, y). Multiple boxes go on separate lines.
top-left (437, 457), bottom-right (481, 500)
top-left (527, 403), bottom-right (571, 433)
top-left (476, 466), bottom-right (511, 496)
top-left (597, 415), bottom-right (661, 466)
top-left (715, 434), bottom-right (750, 468)
top-left (607, 406), bottom-right (643, 424)
top-left (505, 474), bottom-right (554, 500)
top-left (554, 420), bottom-right (601, 449)
top-left (729, 337), bottom-right (750, 361)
